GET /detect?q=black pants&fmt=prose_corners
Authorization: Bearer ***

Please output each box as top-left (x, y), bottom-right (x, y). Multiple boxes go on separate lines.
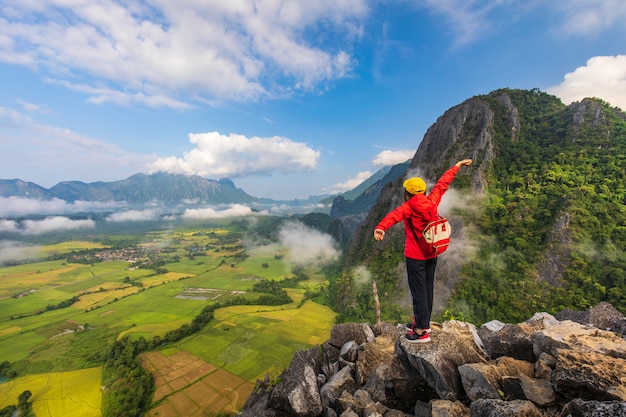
top-left (406, 256), bottom-right (437, 329)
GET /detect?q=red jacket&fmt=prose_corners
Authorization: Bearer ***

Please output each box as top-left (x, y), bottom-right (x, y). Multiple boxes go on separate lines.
top-left (375, 165), bottom-right (459, 260)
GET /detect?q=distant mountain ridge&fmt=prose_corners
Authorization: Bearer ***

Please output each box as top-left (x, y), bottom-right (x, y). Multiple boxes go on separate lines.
top-left (0, 173), bottom-right (255, 205)
top-left (0, 167), bottom-right (404, 217)
top-left (329, 161), bottom-right (410, 219)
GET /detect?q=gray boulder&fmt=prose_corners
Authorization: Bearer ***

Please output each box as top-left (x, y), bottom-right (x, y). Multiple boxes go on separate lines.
top-left (320, 364), bottom-right (357, 412)
top-left (469, 399), bottom-right (543, 417)
top-left (560, 398), bottom-right (626, 417)
top-left (267, 346), bottom-right (323, 417)
top-left (389, 320), bottom-right (488, 405)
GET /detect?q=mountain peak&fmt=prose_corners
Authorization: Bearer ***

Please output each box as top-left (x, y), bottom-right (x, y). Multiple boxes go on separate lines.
top-left (0, 172), bottom-right (256, 205)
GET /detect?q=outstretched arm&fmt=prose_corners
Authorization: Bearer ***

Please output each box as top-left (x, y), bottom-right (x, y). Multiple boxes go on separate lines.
top-left (455, 159), bottom-right (472, 167)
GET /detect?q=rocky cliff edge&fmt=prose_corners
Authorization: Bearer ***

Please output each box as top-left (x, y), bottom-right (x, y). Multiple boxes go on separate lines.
top-left (239, 301), bottom-right (626, 417)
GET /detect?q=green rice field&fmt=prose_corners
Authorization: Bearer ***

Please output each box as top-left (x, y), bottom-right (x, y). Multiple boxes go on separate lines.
top-left (0, 223), bottom-right (336, 416)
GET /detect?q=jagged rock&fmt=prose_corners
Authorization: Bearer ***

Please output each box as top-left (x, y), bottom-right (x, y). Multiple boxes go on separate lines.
top-left (389, 321), bottom-right (489, 407)
top-left (459, 356), bottom-right (534, 401)
top-left (458, 362), bottom-right (502, 401)
top-left (339, 408), bottom-right (358, 417)
top-left (554, 309), bottom-right (590, 325)
top-left (501, 374), bottom-right (556, 406)
top-left (322, 360), bottom-right (340, 381)
top-left (340, 340), bottom-right (359, 363)
top-left (238, 303), bottom-right (626, 417)
top-left (323, 406), bottom-right (338, 417)
top-left (336, 389), bottom-right (374, 415)
top-left (478, 320), bottom-right (536, 362)
top-left (364, 402), bottom-right (388, 417)
top-left (469, 399), bottom-right (543, 417)
top-left (267, 346), bottom-right (323, 417)
top-left (612, 318), bottom-right (626, 336)
top-left (356, 334), bottom-right (395, 385)
top-left (589, 302), bottom-right (626, 334)
top-left (361, 363), bottom-right (406, 411)
top-left (380, 409), bottom-right (413, 417)
top-left (553, 349), bottom-right (626, 401)
top-left (329, 323), bottom-right (375, 348)
top-left (479, 313), bottom-right (558, 362)
top-left (414, 400), bottom-right (430, 417)
top-left (532, 320), bottom-right (626, 359)
top-left (560, 398), bottom-right (626, 417)
top-left (320, 364), bottom-right (357, 412)
top-left (494, 356), bottom-right (535, 378)
top-left (318, 373), bottom-right (327, 387)
top-left (430, 399), bottom-right (470, 417)
top-left (534, 352), bottom-right (557, 379)
top-left (321, 339), bottom-right (341, 382)
top-left (362, 364), bottom-right (389, 403)
top-left (238, 379), bottom-right (278, 417)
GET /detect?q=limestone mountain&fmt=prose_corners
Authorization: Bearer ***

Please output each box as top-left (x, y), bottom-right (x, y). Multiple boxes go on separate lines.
top-left (329, 162), bottom-right (411, 220)
top-left (0, 173), bottom-right (256, 205)
top-left (0, 178), bottom-right (47, 199)
top-left (324, 161), bottom-right (411, 247)
top-left (337, 88), bottom-right (626, 325)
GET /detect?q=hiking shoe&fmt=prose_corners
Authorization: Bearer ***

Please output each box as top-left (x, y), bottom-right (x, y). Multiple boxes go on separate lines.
top-left (405, 320), bottom-right (432, 333)
top-left (405, 318), bottom-right (416, 331)
top-left (405, 330), bottom-right (431, 343)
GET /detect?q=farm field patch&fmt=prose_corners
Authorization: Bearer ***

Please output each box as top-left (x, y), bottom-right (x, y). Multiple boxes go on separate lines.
top-left (0, 367), bottom-right (102, 417)
top-left (140, 350), bottom-right (253, 417)
top-left (180, 297), bottom-right (335, 381)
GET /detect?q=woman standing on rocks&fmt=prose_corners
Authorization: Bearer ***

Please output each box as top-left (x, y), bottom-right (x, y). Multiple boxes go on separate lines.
top-left (374, 159), bottom-right (472, 343)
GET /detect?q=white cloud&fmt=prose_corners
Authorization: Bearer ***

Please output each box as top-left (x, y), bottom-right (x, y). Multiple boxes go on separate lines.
top-left (278, 220), bottom-right (340, 266)
top-left (0, 107), bottom-right (156, 185)
top-left (0, 196), bottom-right (124, 217)
top-left (553, 0), bottom-right (626, 36)
top-left (16, 99), bottom-right (49, 113)
top-left (46, 78), bottom-right (193, 109)
top-left (372, 149), bottom-right (413, 167)
top-left (547, 55), bottom-right (626, 110)
top-left (19, 216), bottom-right (96, 235)
top-left (0, 240), bottom-right (41, 265)
top-left (0, 220), bottom-right (19, 233)
top-left (324, 171), bottom-right (372, 194)
top-left (420, 0), bottom-right (626, 46)
top-left (149, 131), bottom-right (320, 178)
top-left (419, 0), bottom-right (505, 46)
top-left (106, 209), bottom-right (160, 222)
top-left (323, 149), bottom-right (413, 194)
top-left (0, 196), bottom-right (127, 217)
top-left (0, 0), bottom-right (368, 106)
top-left (182, 204), bottom-right (253, 219)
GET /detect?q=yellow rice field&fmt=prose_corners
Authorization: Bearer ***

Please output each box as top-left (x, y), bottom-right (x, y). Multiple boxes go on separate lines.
top-left (0, 367), bottom-right (102, 417)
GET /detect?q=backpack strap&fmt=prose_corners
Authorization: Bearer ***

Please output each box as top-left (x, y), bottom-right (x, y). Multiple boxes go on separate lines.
top-left (407, 219), bottom-right (421, 243)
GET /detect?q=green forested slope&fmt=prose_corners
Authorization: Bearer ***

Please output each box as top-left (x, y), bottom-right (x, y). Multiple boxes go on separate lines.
top-left (332, 89), bottom-right (626, 325)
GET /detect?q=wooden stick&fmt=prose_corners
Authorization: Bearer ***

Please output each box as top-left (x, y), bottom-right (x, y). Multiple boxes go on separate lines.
top-left (372, 281), bottom-right (381, 335)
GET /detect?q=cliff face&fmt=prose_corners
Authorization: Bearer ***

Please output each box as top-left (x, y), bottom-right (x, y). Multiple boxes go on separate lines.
top-left (342, 88), bottom-right (626, 324)
top-left (239, 302), bottom-right (626, 417)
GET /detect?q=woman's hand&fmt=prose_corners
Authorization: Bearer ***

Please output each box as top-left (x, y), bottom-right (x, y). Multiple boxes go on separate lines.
top-left (374, 229), bottom-right (385, 241)
top-left (455, 159), bottom-right (473, 167)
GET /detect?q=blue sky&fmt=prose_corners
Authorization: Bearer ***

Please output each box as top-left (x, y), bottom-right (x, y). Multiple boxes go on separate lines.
top-left (1, 0), bottom-right (625, 200)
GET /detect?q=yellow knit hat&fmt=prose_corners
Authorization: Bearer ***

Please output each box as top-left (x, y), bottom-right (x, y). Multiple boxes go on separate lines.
top-left (403, 177), bottom-right (426, 194)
